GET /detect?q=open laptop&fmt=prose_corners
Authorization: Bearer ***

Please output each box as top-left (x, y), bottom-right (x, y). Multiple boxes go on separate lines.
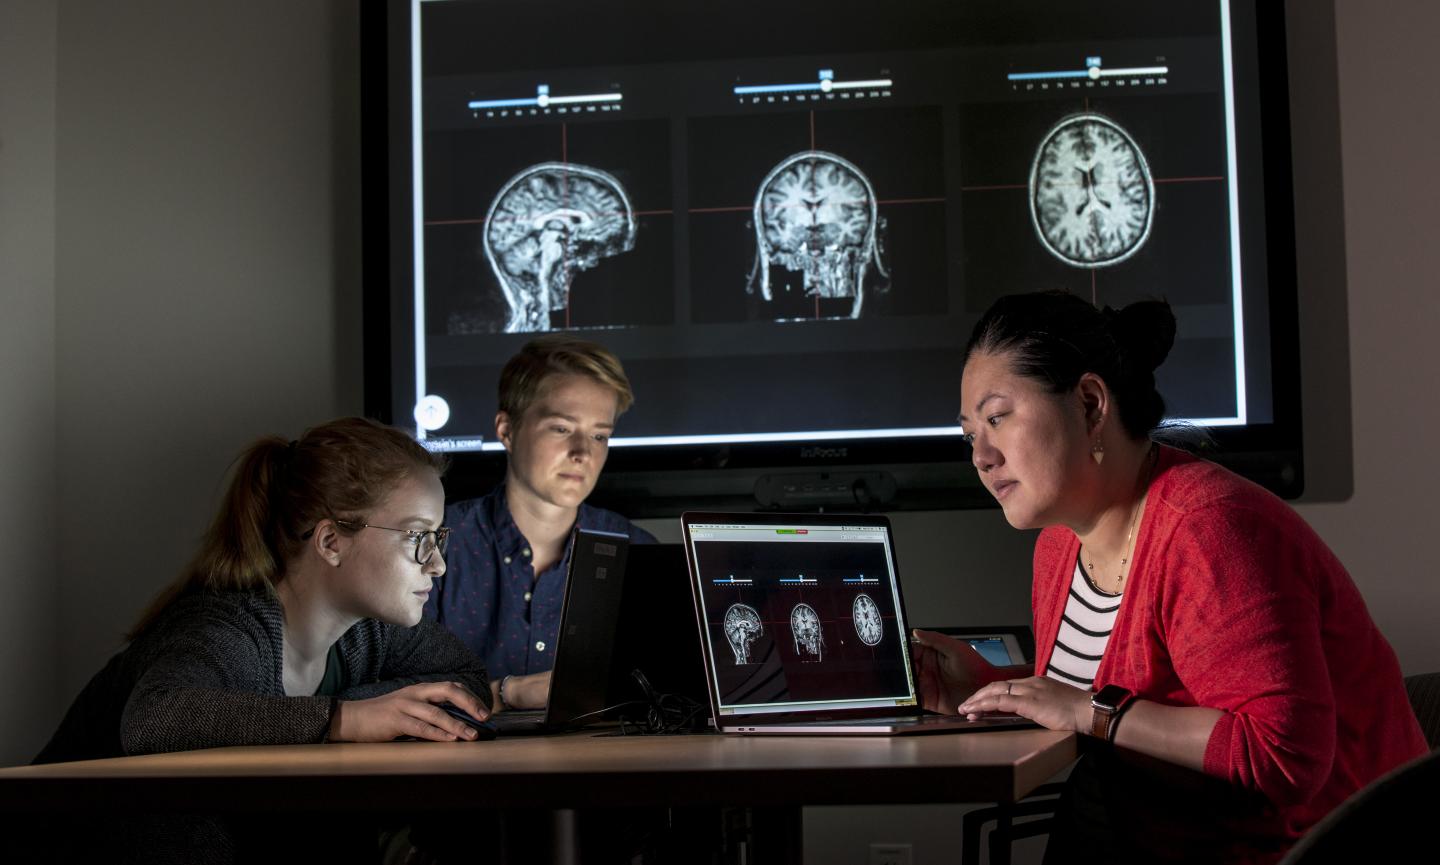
top-left (490, 527), bottom-right (630, 735)
top-left (681, 511), bottom-right (1036, 735)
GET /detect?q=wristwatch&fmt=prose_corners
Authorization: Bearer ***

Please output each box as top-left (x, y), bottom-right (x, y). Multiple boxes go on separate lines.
top-left (1090, 684), bottom-right (1135, 742)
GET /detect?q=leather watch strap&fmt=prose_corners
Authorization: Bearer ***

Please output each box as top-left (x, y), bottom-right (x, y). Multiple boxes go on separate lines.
top-left (1090, 685), bottom-right (1133, 741)
top-left (1091, 706), bottom-right (1115, 741)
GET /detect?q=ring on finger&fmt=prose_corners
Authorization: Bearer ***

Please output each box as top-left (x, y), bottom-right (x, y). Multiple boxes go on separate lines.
top-left (1006, 682), bottom-right (1013, 696)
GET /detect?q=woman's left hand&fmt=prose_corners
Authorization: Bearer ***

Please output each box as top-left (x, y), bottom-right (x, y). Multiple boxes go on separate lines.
top-left (958, 676), bottom-right (1092, 732)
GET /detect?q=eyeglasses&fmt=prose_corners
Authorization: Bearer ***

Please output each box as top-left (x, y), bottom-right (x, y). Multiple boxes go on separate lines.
top-left (331, 520), bottom-right (450, 565)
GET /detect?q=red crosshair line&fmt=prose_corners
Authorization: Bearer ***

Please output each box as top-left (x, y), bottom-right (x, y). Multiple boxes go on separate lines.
top-left (812, 111), bottom-right (819, 319)
top-left (562, 123), bottom-right (571, 328)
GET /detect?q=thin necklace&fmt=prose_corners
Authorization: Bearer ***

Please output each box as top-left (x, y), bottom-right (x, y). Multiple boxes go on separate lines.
top-left (1085, 444), bottom-right (1159, 591)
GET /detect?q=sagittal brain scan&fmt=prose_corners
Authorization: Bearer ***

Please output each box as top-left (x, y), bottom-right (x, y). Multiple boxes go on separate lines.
top-left (852, 594), bottom-right (883, 647)
top-left (723, 603), bottom-right (763, 665)
top-left (483, 162), bottom-right (637, 332)
top-left (1029, 113), bottom-right (1154, 268)
top-left (747, 150), bottom-right (889, 318)
top-left (790, 603), bottom-right (824, 661)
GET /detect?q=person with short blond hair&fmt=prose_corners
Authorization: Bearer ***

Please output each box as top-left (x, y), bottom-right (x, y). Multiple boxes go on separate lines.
top-left (424, 335), bottom-right (655, 711)
top-left (497, 334), bottom-right (635, 420)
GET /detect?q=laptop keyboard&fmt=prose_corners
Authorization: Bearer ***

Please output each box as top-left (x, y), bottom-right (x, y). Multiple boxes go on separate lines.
top-left (489, 710), bottom-right (547, 733)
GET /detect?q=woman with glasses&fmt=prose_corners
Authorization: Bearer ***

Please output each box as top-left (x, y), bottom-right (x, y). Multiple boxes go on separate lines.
top-left (31, 417), bottom-right (490, 858)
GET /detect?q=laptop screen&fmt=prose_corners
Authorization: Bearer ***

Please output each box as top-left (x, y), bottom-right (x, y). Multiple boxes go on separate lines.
top-left (686, 519), bottom-right (917, 716)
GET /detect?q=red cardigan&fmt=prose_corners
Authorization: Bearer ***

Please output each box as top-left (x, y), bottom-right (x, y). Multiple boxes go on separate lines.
top-left (1032, 447), bottom-right (1426, 845)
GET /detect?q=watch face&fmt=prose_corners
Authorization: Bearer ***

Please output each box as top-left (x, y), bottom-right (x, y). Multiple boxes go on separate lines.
top-left (1092, 684), bottom-right (1132, 710)
top-left (1029, 112), bottom-right (1154, 268)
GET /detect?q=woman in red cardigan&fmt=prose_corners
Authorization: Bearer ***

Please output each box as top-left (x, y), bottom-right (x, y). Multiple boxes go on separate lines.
top-left (912, 290), bottom-right (1425, 863)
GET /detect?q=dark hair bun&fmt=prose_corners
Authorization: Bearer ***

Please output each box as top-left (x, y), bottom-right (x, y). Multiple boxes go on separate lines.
top-left (966, 290), bottom-right (1173, 440)
top-left (1110, 299), bottom-right (1176, 374)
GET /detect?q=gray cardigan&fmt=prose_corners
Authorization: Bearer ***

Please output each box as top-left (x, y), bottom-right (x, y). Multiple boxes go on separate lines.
top-left (35, 589), bottom-right (490, 764)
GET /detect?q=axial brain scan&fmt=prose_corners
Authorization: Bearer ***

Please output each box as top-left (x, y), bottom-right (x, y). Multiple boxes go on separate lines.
top-left (723, 603), bottom-right (763, 665)
top-left (790, 603), bottom-right (824, 661)
top-left (747, 150), bottom-right (889, 318)
top-left (1029, 113), bottom-right (1154, 268)
top-left (483, 162), bottom-right (637, 332)
top-left (852, 593), bottom-right (883, 647)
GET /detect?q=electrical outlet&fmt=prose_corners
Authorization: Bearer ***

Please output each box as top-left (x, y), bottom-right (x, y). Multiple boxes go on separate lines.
top-left (869, 842), bottom-right (913, 865)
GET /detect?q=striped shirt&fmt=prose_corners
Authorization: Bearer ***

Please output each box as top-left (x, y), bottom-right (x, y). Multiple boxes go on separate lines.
top-left (1045, 559), bottom-right (1121, 687)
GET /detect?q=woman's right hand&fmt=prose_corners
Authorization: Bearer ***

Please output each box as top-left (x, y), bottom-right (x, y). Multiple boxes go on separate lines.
top-left (910, 629), bottom-right (995, 715)
top-left (328, 681), bottom-right (490, 742)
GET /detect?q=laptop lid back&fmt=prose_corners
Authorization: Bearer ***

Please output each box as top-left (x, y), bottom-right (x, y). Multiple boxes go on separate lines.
top-left (544, 527), bottom-right (630, 727)
top-left (607, 543), bottom-right (710, 712)
top-left (681, 512), bottom-right (921, 726)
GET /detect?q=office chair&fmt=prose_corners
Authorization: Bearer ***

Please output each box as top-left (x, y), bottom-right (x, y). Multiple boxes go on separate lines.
top-left (1275, 747), bottom-right (1440, 864)
top-left (960, 782), bottom-right (1065, 865)
top-left (1276, 672), bottom-right (1440, 864)
top-left (942, 624), bottom-right (1056, 865)
top-left (1403, 671), bottom-right (1440, 748)
top-left (964, 673), bottom-right (1440, 865)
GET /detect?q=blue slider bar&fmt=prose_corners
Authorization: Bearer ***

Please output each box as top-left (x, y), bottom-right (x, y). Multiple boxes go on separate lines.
top-left (1006, 70), bottom-right (1092, 81)
top-left (734, 70), bottom-right (891, 96)
top-left (468, 97), bottom-right (542, 109)
top-left (734, 82), bottom-right (824, 95)
top-left (1008, 64), bottom-right (1167, 83)
top-left (468, 86), bottom-right (623, 111)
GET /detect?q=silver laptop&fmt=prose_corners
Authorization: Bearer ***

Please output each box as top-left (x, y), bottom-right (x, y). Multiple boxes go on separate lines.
top-left (681, 511), bottom-right (1036, 735)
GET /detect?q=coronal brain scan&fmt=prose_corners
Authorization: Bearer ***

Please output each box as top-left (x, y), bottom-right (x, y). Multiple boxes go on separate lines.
top-left (790, 603), bottom-right (824, 661)
top-left (852, 593), bottom-right (883, 647)
top-left (1029, 113), bottom-right (1154, 268)
top-left (483, 162), bottom-right (637, 332)
top-left (723, 603), bottom-right (763, 665)
top-left (747, 150), bottom-right (889, 318)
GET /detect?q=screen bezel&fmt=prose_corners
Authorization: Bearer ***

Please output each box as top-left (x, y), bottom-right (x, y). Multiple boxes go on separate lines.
top-left (681, 510), bottom-right (930, 726)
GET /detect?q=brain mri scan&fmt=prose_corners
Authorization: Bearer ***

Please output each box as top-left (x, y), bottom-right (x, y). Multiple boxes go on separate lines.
top-left (1029, 113), bottom-right (1154, 268)
top-left (790, 603), bottom-right (824, 661)
top-left (723, 603), bottom-right (763, 665)
top-left (483, 162), bottom-right (637, 332)
top-left (747, 150), bottom-right (889, 318)
top-left (852, 593), bottom-right (883, 647)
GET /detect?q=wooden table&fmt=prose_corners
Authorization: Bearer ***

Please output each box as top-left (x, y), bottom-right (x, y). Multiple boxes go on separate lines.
top-left (0, 728), bottom-right (1075, 813)
top-left (0, 729), bottom-right (1077, 863)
